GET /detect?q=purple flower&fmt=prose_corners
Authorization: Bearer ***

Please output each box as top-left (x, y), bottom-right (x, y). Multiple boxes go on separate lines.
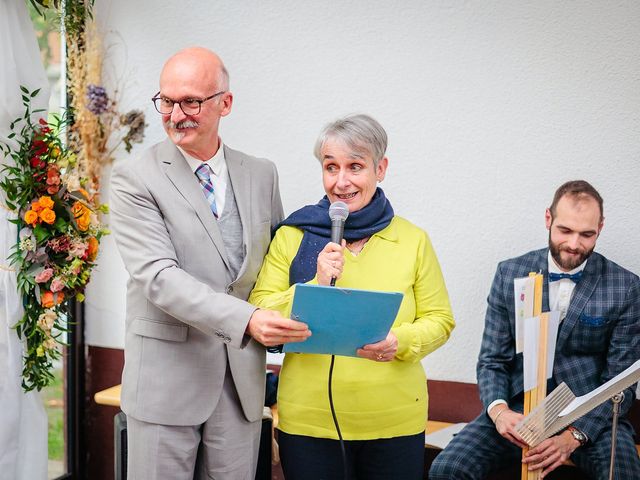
top-left (86, 84), bottom-right (109, 115)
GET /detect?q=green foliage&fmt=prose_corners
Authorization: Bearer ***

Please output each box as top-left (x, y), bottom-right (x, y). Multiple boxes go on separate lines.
top-left (1, 87), bottom-right (108, 391)
top-left (27, 0), bottom-right (95, 38)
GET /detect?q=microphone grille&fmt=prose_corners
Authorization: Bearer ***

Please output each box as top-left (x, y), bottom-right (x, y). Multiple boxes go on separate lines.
top-left (329, 201), bottom-right (349, 221)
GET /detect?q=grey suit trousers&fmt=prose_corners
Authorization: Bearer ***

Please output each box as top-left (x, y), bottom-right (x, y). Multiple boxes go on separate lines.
top-left (127, 366), bottom-right (261, 480)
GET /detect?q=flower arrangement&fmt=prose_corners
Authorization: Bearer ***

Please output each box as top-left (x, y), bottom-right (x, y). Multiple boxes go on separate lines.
top-left (1, 87), bottom-right (109, 391)
top-left (29, 3), bottom-right (147, 192)
top-left (67, 18), bottom-right (146, 191)
top-left (2, 1), bottom-right (146, 392)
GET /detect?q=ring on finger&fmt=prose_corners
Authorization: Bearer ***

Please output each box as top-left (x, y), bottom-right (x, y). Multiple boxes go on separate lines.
top-left (377, 353), bottom-right (384, 360)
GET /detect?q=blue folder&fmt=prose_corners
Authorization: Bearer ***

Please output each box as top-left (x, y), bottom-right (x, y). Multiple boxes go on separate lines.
top-left (284, 284), bottom-right (403, 357)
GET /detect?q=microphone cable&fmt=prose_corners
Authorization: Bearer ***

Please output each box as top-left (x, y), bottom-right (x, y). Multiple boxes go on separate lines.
top-left (328, 354), bottom-right (348, 480)
top-left (326, 200), bottom-right (350, 478)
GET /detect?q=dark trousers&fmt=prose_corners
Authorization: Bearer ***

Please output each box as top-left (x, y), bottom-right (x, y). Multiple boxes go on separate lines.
top-left (278, 430), bottom-right (425, 480)
top-left (429, 412), bottom-right (640, 480)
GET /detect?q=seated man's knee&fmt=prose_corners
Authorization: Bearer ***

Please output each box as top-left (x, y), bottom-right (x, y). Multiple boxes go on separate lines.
top-left (429, 451), bottom-right (474, 480)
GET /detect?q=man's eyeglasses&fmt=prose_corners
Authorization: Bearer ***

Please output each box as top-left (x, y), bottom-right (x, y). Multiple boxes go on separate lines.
top-left (151, 91), bottom-right (225, 115)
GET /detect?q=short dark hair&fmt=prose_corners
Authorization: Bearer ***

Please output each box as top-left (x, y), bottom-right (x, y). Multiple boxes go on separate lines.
top-left (549, 180), bottom-right (604, 221)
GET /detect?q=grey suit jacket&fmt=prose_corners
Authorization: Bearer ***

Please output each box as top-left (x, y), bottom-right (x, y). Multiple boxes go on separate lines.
top-left (477, 248), bottom-right (640, 443)
top-left (110, 139), bottom-right (284, 425)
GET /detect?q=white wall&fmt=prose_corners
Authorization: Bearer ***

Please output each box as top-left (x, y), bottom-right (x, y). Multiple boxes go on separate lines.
top-left (86, 1), bottom-right (640, 383)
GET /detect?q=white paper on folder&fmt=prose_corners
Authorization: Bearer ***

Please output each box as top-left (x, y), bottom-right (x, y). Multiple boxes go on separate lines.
top-left (522, 312), bottom-right (560, 392)
top-left (559, 359), bottom-right (640, 417)
top-left (514, 276), bottom-right (535, 353)
top-left (545, 311), bottom-right (560, 377)
top-left (523, 316), bottom-right (539, 392)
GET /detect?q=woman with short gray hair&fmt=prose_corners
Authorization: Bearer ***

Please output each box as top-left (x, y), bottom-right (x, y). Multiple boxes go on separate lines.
top-left (250, 114), bottom-right (455, 479)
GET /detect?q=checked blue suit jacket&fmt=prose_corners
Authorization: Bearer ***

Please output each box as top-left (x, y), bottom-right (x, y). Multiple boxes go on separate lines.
top-left (477, 248), bottom-right (640, 443)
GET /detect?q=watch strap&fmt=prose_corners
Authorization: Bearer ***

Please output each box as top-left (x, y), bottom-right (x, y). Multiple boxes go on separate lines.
top-left (567, 426), bottom-right (588, 446)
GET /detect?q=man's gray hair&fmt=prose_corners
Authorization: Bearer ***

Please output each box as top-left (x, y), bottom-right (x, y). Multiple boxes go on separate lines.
top-left (313, 114), bottom-right (388, 167)
top-left (218, 64), bottom-right (230, 92)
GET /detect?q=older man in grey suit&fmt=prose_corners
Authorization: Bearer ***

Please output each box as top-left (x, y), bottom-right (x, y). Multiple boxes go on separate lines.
top-left (110, 47), bottom-right (311, 480)
top-left (430, 180), bottom-right (640, 480)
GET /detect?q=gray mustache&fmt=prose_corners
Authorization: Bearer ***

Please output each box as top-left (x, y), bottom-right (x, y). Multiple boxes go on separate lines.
top-left (165, 120), bottom-right (199, 129)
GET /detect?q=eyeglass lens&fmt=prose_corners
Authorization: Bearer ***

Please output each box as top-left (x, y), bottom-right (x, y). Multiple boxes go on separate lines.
top-left (154, 97), bottom-right (201, 115)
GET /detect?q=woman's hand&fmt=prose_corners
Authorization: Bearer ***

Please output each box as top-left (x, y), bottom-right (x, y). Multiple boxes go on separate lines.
top-left (316, 241), bottom-right (345, 286)
top-left (357, 331), bottom-right (398, 362)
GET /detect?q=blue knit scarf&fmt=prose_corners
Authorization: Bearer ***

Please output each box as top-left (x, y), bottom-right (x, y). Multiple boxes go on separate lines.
top-left (278, 187), bottom-right (394, 285)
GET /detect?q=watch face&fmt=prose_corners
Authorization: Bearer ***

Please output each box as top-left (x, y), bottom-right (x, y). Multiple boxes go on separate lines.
top-left (570, 427), bottom-right (586, 444)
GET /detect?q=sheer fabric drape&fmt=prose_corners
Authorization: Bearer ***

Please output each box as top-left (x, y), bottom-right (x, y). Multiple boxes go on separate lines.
top-left (0, 1), bottom-right (51, 478)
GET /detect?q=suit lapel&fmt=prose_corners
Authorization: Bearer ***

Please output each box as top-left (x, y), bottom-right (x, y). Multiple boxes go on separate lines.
top-left (532, 250), bottom-right (551, 313)
top-left (225, 146), bottom-right (251, 279)
top-left (160, 140), bottom-right (231, 270)
top-left (555, 253), bottom-right (601, 350)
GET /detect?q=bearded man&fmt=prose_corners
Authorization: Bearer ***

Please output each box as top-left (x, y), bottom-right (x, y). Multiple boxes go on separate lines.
top-left (430, 180), bottom-right (640, 480)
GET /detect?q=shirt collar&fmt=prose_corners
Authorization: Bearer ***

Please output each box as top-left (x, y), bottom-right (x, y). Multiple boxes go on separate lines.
top-left (179, 140), bottom-right (226, 177)
top-left (547, 250), bottom-right (587, 275)
top-left (372, 217), bottom-right (398, 242)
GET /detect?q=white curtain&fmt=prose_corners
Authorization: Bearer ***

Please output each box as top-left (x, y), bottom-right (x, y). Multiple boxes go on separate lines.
top-left (0, 1), bottom-right (51, 478)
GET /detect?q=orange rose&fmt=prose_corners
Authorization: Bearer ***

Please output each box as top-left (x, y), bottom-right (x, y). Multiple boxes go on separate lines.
top-left (87, 237), bottom-right (99, 261)
top-left (24, 209), bottom-right (39, 226)
top-left (41, 290), bottom-right (64, 308)
top-left (38, 195), bottom-right (54, 209)
top-left (31, 200), bottom-right (43, 212)
top-left (71, 201), bottom-right (85, 219)
top-left (39, 207), bottom-right (56, 224)
top-left (77, 212), bottom-right (91, 232)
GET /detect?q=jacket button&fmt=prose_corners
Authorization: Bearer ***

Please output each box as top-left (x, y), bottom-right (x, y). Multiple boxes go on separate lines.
top-left (226, 286), bottom-right (234, 294)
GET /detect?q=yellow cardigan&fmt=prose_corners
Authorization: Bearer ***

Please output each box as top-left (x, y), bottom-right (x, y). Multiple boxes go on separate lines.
top-left (249, 216), bottom-right (455, 440)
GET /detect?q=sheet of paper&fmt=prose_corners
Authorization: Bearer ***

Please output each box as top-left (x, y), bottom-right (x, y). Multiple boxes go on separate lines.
top-left (514, 276), bottom-right (535, 353)
top-left (424, 423), bottom-right (467, 449)
top-left (546, 311), bottom-right (560, 378)
top-left (559, 358), bottom-right (640, 417)
top-left (523, 312), bottom-right (560, 392)
top-left (523, 316), bottom-right (539, 392)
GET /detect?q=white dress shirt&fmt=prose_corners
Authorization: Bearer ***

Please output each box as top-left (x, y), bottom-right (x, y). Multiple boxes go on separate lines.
top-left (487, 252), bottom-right (588, 416)
top-left (179, 141), bottom-right (228, 217)
top-left (547, 251), bottom-right (587, 322)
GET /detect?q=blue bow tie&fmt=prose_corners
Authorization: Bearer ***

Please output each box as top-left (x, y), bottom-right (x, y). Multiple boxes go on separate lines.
top-left (548, 271), bottom-right (583, 283)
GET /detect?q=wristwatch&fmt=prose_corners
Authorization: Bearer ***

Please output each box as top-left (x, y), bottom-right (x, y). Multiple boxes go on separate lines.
top-left (566, 426), bottom-right (588, 447)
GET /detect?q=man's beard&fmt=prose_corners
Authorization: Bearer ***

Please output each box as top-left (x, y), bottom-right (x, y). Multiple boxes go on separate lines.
top-left (548, 232), bottom-right (594, 271)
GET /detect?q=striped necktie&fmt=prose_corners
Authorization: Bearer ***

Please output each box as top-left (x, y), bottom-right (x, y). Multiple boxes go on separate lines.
top-left (195, 163), bottom-right (218, 218)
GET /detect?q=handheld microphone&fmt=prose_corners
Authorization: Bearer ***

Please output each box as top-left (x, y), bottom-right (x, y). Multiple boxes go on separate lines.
top-left (328, 201), bottom-right (349, 287)
top-left (327, 203), bottom-right (350, 480)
